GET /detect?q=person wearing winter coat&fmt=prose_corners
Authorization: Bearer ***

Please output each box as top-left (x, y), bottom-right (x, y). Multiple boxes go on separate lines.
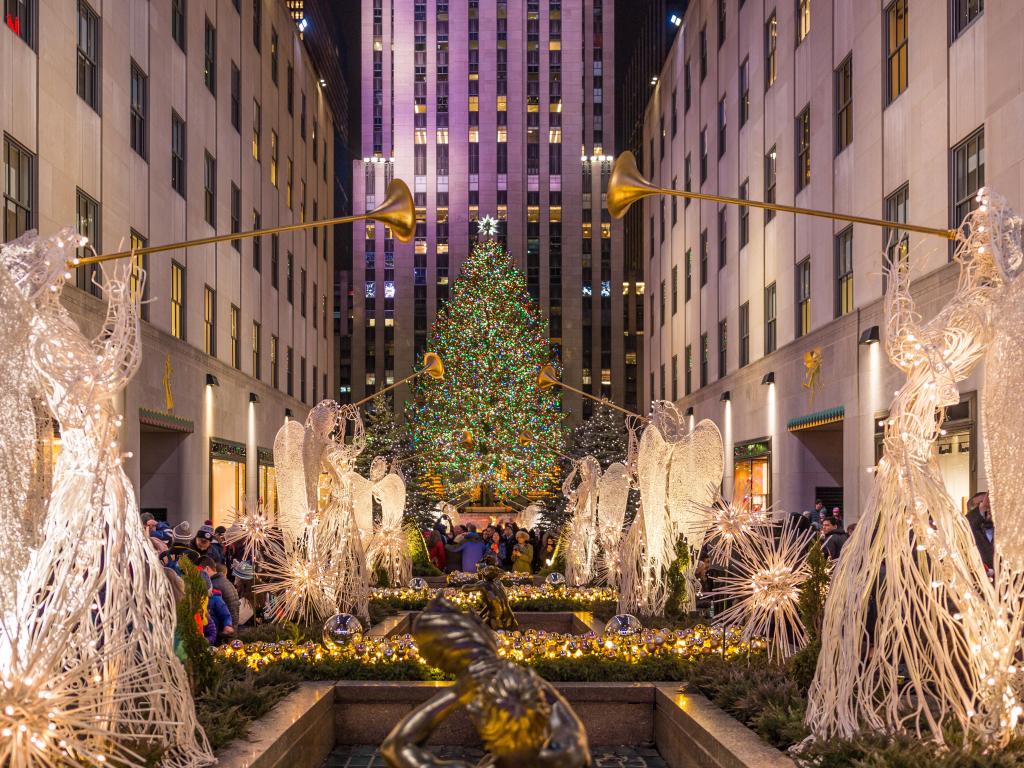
top-left (204, 558), bottom-right (241, 627)
top-left (199, 570), bottom-right (234, 643)
top-left (448, 525), bottom-right (487, 572)
top-left (424, 529), bottom-right (447, 571)
top-left (821, 516), bottom-right (849, 560)
top-left (511, 530), bottom-right (534, 574)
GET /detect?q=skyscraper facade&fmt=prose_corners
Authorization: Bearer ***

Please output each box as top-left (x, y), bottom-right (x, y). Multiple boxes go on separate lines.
top-left (643, 0), bottom-right (1024, 521)
top-left (351, 0), bottom-right (626, 421)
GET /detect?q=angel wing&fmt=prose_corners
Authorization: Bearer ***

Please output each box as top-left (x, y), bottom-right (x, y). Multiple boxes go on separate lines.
top-left (667, 418), bottom-right (724, 548)
top-left (343, 470), bottom-right (375, 546)
top-left (273, 420), bottom-right (311, 546)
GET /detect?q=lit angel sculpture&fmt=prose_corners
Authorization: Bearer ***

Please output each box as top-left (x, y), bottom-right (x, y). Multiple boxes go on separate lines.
top-left (594, 462), bottom-right (631, 589)
top-left (367, 456), bottom-right (412, 587)
top-left (619, 403), bottom-right (723, 616)
top-left (808, 195), bottom-right (1010, 744)
top-left (562, 456), bottom-right (601, 587)
top-left (0, 230), bottom-right (212, 767)
top-left (711, 521), bottom-right (812, 660)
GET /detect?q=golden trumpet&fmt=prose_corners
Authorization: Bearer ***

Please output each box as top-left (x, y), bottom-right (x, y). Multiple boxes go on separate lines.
top-left (607, 151), bottom-right (957, 240)
top-left (535, 364), bottom-right (648, 422)
top-left (73, 179), bottom-right (417, 267)
top-left (352, 351), bottom-right (444, 407)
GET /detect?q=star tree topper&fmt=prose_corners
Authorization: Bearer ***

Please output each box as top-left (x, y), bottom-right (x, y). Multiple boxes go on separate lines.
top-left (477, 215), bottom-right (499, 238)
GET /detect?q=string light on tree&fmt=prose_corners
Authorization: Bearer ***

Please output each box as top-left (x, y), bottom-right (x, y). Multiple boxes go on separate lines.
top-left (410, 239), bottom-right (562, 500)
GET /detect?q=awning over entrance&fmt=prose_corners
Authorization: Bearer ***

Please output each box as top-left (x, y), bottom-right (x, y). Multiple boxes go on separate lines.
top-left (139, 408), bottom-right (194, 433)
top-left (787, 405), bottom-right (844, 433)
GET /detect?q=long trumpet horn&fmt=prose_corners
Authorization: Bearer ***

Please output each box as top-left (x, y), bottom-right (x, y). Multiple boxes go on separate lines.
top-left (605, 151), bottom-right (956, 239)
top-left (607, 151), bottom-right (660, 220)
top-left (535, 365), bottom-right (649, 422)
top-left (74, 179), bottom-right (418, 266)
top-left (352, 352), bottom-right (445, 407)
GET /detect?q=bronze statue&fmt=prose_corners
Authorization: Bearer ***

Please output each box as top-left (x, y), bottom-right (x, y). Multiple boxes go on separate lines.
top-left (459, 556), bottom-right (519, 632)
top-left (381, 597), bottom-right (591, 768)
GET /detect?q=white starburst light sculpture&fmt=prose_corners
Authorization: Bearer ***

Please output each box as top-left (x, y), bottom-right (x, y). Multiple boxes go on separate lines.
top-left (691, 489), bottom-right (771, 565)
top-left (711, 522), bottom-right (812, 660)
top-left (224, 497), bottom-right (274, 564)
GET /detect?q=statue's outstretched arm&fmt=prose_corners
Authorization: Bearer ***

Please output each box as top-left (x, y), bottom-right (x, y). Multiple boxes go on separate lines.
top-left (380, 689), bottom-right (475, 768)
top-left (535, 696), bottom-right (591, 768)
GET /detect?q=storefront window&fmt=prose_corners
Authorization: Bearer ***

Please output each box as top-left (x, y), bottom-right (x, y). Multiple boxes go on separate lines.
top-left (259, 462), bottom-right (278, 517)
top-left (734, 439), bottom-right (771, 512)
top-left (210, 438), bottom-right (246, 526)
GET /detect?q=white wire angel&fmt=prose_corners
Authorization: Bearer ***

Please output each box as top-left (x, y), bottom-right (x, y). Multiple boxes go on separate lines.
top-left (562, 456), bottom-right (601, 587)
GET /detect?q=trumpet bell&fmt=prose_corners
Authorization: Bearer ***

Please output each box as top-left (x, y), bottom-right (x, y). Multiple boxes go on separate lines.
top-left (607, 151), bottom-right (660, 220)
top-left (537, 364), bottom-right (560, 390)
top-left (421, 351), bottom-right (445, 380)
top-left (518, 431), bottom-right (534, 447)
top-left (369, 179), bottom-right (416, 243)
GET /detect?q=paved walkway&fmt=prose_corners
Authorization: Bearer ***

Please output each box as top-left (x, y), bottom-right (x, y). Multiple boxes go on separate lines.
top-left (325, 745), bottom-right (667, 767)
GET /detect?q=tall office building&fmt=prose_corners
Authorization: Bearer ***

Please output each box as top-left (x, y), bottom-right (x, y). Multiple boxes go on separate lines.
top-left (351, 0), bottom-right (625, 421)
top-left (1, 0), bottom-right (336, 527)
top-left (643, 0), bottom-right (1024, 521)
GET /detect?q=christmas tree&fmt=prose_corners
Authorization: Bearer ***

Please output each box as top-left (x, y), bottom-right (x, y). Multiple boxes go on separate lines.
top-left (410, 239), bottom-right (563, 500)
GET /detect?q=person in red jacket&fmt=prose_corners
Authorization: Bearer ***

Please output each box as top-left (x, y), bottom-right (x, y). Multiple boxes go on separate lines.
top-left (425, 529), bottom-right (446, 571)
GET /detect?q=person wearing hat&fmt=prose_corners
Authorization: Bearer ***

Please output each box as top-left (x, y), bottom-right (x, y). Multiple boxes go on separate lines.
top-left (193, 524), bottom-right (224, 565)
top-left (511, 530), bottom-right (534, 574)
top-left (198, 569), bottom-right (234, 644)
top-left (141, 513), bottom-right (168, 554)
top-left (199, 556), bottom-right (240, 627)
top-left (232, 560), bottom-right (259, 625)
top-left (162, 521), bottom-right (201, 573)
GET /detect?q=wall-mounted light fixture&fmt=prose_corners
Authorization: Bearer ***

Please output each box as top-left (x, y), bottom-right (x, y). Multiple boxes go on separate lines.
top-left (684, 406), bottom-right (694, 417)
top-left (284, 408), bottom-right (293, 419)
top-left (249, 392), bottom-right (260, 404)
top-left (859, 325), bottom-right (880, 345)
top-left (761, 371), bottom-right (775, 385)
top-left (205, 373), bottom-right (220, 387)
top-left (720, 391), bottom-right (731, 402)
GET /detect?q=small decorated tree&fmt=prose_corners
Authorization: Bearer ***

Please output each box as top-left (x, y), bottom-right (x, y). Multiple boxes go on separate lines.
top-left (410, 239), bottom-right (563, 501)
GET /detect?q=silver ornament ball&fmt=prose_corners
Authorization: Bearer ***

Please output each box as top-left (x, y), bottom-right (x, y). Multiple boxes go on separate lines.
top-left (322, 613), bottom-right (364, 650)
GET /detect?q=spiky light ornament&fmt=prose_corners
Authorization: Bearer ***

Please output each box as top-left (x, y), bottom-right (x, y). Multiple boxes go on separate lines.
top-left (711, 522), bottom-right (812, 660)
top-left (224, 497), bottom-right (274, 564)
top-left (690, 489), bottom-right (771, 565)
top-left (410, 239), bottom-right (562, 499)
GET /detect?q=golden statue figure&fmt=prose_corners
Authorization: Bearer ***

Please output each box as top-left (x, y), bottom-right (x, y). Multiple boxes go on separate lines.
top-left (163, 352), bottom-right (174, 412)
top-left (802, 347), bottom-right (823, 404)
top-left (381, 597), bottom-right (591, 768)
top-left (460, 555), bottom-right (519, 632)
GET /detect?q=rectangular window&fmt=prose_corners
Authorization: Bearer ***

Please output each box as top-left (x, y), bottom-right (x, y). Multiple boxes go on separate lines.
top-left (700, 230), bottom-right (708, 286)
top-left (718, 207), bottom-right (727, 269)
top-left (312, 282), bottom-right (318, 328)
top-left (203, 285), bottom-right (216, 356)
top-left (764, 283), bottom-right (777, 353)
top-left (835, 226), bottom-right (854, 317)
top-left (4, 0), bottom-right (33, 46)
top-left (953, 128), bottom-right (985, 226)
top-left (765, 11), bottom-right (778, 89)
top-left (3, 135), bottom-right (34, 240)
top-left (203, 152), bottom-right (216, 225)
top-left (286, 158), bottom-right (293, 208)
top-left (718, 97), bottom-right (727, 158)
top-left (204, 18), bottom-right (216, 94)
top-left (739, 179), bottom-right (749, 247)
top-left (685, 249), bottom-right (693, 302)
top-left (130, 62), bottom-right (148, 159)
top-left (171, 0), bottom-right (185, 50)
top-left (952, 0), bottom-right (984, 39)
top-left (130, 231), bottom-right (149, 321)
top-left (739, 302), bottom-right (750, 367)
top-left (271, 335), bottom-right (279, 389)
top-left (660, 363), bottom-right (666, 400)
top-left (270, 130), bottom-right (278, 186)
top-left (252, 210), bottom-right (261, 271)
top-left (796, 257), bottom-right (811, 337)
top-left (171, 112), bottom-right (186, 196)
top-left (252, 100), bottom-right (261, 161)
top-left (300, 92), bottom-right (306, 140)
top-left (300, 267), bottom-right (307, 317)
top-left (718, 319), bottom-right (727, 379)
top-left (684, 155), bottom-right (692, 206)
top-left (684, 60), bottom-right (692, 111)
top-left (886, 0), bottom-right (908, 104)
top-left (685, 344), bottom-right (693, 394)
top-left (300, 356), bottom-right (307, 403)
top-left (252, 0), bottom-right (261, 50)
top-left (287, 346), bottom-right (294, 396)
top-left (74, 189), bottom-right (100, 294)
top-left (671, 265), bottom-right (678, 315)
top-left (739, 58), bottom-right (750, 126)
top-left (286, 252), bottom-right (294, 303)
top-left (884, 183), bottom-right (909, 288)
top-left (700, 332), bottom-right (709, 387)
top-left (270, 234), bottom-right (279, 287)
top-left (699, 25), bottom-right (707, 80)
top-left (671, 90), bottom-right (678, 136)
top-left (287, 63), bottom-right (294, 114)
top-left (230, 305), bottom-right (240, 369)
top-left (171, 261), bottom-right (185, 340)
top-left (77, 1), bottom-right (99, 111)
top-left (718, 0), bottom-right (726, 47)
top-left (796, 105), bottom-right (811, 192)
top-left (797, 0), bottom-right (810, 44)
top-left (659, 280), bottom-right (665, 327)
top-left (270, 27), bottom-right (278, 84)
top-left (764, 146), bottom-right (777, 222)
top-left (230, 63), bottom-right (240, 130)
top-left (835, 55), bottom-right (853, 153)
top-left (252, 321), bottom-right (261, 379)
top-left (671, 354), bottom-right (678, 401)
top-left (700, 128), bottom-right (708, 183)
top-left (230, 183), bottom-right (240, 250)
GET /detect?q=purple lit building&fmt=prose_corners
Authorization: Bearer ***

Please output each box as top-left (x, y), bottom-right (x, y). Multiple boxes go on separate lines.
top-left (350, 0), bottom-right (636, 420)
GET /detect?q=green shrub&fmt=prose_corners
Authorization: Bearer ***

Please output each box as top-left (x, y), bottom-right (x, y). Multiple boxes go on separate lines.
top-left (786, 638), bottom-right (820, 693)
top-left (798, 540), bottom-right (830, 642)
top-left (663, 536), bottom-right (691, 621)
top-left (176, 558), bottom-right (219, 694)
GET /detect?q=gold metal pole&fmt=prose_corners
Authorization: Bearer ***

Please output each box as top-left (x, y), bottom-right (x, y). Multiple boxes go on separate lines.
top-left (72, 179), bottom-right (417, 266)
top-left (351, 351), bottom-right (445, 408)
top-left (518, 430), bottom-right (576, 462)
top-left (351, 371), bottom-right (419, 408)
top-left (607, 151), bottom-right (957, 240)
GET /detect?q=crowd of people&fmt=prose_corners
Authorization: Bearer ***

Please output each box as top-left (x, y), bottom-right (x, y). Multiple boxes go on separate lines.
top-left (142, 516), bottom-right (256, 646)
top-left (423, 516), bottom-right (557, 575)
